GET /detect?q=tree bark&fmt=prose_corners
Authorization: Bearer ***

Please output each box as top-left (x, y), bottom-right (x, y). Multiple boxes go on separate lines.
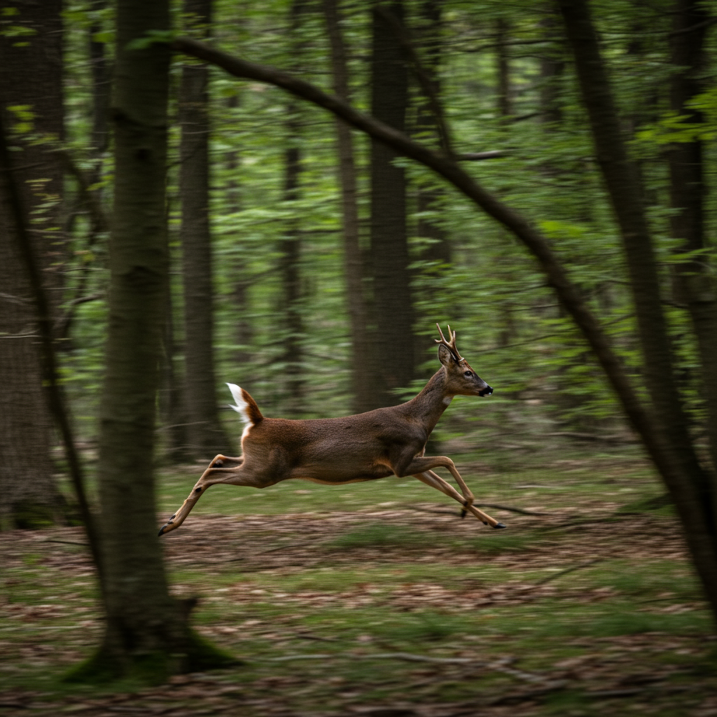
top-left (323, 0), bottom-right (377, 413)
top-left (88, 0), bottom-right (229, 679)
top-left (0, 107), bottom-right (103, 586)
top-left (370, 1), bottom-right (415, 404)
top-left (0, 0), bottom-right (64, 528)
top-left (179, 0), bottom-right (231, 457)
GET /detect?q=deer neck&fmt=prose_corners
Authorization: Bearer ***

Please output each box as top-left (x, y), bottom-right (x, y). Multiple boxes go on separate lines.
top-left (404, 368), bottom-right (452, 435)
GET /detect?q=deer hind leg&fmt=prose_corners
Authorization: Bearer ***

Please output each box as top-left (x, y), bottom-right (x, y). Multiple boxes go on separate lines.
top-left (158, 454), bottom-right (266, 536)
top-left (404, 457), bottom-right (505, 529)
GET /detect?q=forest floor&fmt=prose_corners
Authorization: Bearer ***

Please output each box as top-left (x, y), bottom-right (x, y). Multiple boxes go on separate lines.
top-left (1, 445), bottom-right (717, 716)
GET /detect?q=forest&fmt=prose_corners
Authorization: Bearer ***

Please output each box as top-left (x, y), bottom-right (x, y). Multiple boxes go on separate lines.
top-left (2, 0), bottom-right (717, 714)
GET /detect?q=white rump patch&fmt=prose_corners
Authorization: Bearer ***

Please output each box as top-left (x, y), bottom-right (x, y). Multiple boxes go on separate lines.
top-left (227, 383), bottom-right (252, 426)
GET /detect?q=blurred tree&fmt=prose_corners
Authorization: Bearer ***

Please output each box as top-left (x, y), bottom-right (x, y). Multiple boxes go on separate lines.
top-left (179, 0), bottom-right (231, 456)
top-left (0, 0), bottom-right (65, 528)
top-left (414, 0), bottom-right (451, 269)
top-left (324, 0), bottom-right (376, 413)
top-left (369, 1), bottom-right (415, 405)
top-left (278, 0), bottom-right (307, 417)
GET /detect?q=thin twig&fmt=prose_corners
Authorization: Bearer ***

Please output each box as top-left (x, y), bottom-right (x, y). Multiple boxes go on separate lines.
top-left (535, 558), bottom-right (602, 586)
top-left (404, 503), bottom-right (548, 517)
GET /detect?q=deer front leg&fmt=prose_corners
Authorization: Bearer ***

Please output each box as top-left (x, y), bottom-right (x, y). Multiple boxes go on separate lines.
top-left (414, 471), bottom-right (504, 528)
top-left (158, 454), bottom-right (244, 536)
top-left (400, 456), bottom-right (505, 529)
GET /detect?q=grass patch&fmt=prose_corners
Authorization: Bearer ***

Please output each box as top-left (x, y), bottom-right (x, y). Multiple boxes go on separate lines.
top-left (325, 522), bottom-right (429, 550)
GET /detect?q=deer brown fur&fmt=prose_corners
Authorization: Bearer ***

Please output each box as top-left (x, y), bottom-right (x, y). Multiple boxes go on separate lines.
top-left (158, 325), bottom-right (504, 536)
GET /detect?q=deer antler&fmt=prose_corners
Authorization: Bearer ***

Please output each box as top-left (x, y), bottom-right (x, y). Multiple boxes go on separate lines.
top-left (435, 323), bottom-right (464, 363)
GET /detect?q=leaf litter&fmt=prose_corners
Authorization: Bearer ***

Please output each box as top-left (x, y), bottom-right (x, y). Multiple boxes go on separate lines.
top-left (1, 467), bottom-right (716, 716)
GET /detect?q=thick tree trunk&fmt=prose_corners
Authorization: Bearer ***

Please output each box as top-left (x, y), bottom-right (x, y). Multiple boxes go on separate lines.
top-left (323, 0), bottom-right (377, 413)
top-left (558, 0), bottom-right (717, 620)
top-left (370, 1), bottom-right (415, 404)
top-left (88, 0), bottom-right (229, 679)
top-left (179, 0), bottom-right (231, 457)
top-left (0, 0), bottom-right (64, 528)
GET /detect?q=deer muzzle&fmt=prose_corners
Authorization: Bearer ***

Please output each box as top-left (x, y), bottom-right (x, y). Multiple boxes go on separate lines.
top-left (478, 385), bottom-right (493, 397)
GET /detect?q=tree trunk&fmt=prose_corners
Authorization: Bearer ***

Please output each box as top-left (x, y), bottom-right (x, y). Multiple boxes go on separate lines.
top-left (667, 0), bottom-right (717, 493)
top-left (179, 0), bottom-right (231, 457)
top-left (415, 0), bottom-right (451, 268)
top-left (323, 0), bottom-right (377, 413)
top-left (87, 0), bottom-right (229, 679)
top-left (558, 0), bottom-right (717, 620)
top-left (224, 94), bottom-right (254, 374)
top-left (495, 17), bottom-right (511, 120)
top-left (0, 0), bottom-right (64, 529)
top-left (370, 0), bottom-right (415, 404)
top-left (89, 0), bottom-right (111, 173)
top-left (279, 0), bottom-right (308, 417)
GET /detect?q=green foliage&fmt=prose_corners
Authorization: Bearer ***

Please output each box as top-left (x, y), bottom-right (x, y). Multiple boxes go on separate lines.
top-left (54, 0), bottom-right (716, 504)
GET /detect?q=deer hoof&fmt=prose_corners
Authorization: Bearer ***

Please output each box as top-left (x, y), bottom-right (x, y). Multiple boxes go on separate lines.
top-left (493, 522), bottom-right (507, 529)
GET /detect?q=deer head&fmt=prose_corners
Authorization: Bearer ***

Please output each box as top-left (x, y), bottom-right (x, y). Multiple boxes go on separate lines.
top-left (435, 324), bottom-right (493, 397)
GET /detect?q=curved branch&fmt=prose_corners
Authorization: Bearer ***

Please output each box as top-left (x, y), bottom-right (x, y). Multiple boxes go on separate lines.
top-left (170, 37), bottom-right (677, 486)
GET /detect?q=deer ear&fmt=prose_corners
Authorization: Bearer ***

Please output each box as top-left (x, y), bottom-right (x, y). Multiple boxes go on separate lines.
top-left (438, 343), bottom-right (455, 366)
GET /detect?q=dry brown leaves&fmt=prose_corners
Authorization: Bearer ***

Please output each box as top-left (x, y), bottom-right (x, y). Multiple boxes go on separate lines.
top-left (0, 505), bottom-right (714, 717)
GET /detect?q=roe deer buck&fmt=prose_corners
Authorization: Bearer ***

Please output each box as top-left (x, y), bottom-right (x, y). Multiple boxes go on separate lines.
top-left (158, 324), bottom-right (504, 536)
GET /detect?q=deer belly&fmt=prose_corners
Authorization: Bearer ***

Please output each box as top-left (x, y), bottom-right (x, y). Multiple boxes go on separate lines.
top-left (291, 462), bottom-right (394, 484)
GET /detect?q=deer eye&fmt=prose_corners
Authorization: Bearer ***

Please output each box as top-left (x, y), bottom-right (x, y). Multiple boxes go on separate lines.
top-left (464, 370), bottom-right (473, 377)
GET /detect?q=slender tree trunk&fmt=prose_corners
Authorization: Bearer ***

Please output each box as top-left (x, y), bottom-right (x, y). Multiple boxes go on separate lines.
top-left (224, 94), bottom-right (254, 374)
top-left (179, 0), bottom-right (230, 457)
top-left (558, 0), bottom-right (717, 619)
top-left (370, 0), bottom-right (414, 404)
top-left (0, 0), bottom-right (64, 528)
top-left (539, 8), bottom-right (564, 126)
top-left (495, 17), bottom-right (511, 120)
top-left (89, 0), bottom-right (110, 176)
top-left (415, 0), bottom-right (451, 268)
top-left (279, 0), bottom-right (308, 416)
top-left (323, 0), bottom-right (377, 413)
top-left (0, 110), bottom-right (105, 591)
top-left (280, 114), bottom-right (304, 415)
top-left (668, 0), bottom-right (717, 489)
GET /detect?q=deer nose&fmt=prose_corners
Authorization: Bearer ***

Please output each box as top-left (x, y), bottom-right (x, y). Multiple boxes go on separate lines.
top-left (478, 385), bottom-right (493, 397)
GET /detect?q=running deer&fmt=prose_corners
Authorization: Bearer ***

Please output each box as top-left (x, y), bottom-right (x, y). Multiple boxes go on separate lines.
top-left (158, 324), bottom-right (504, 536)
